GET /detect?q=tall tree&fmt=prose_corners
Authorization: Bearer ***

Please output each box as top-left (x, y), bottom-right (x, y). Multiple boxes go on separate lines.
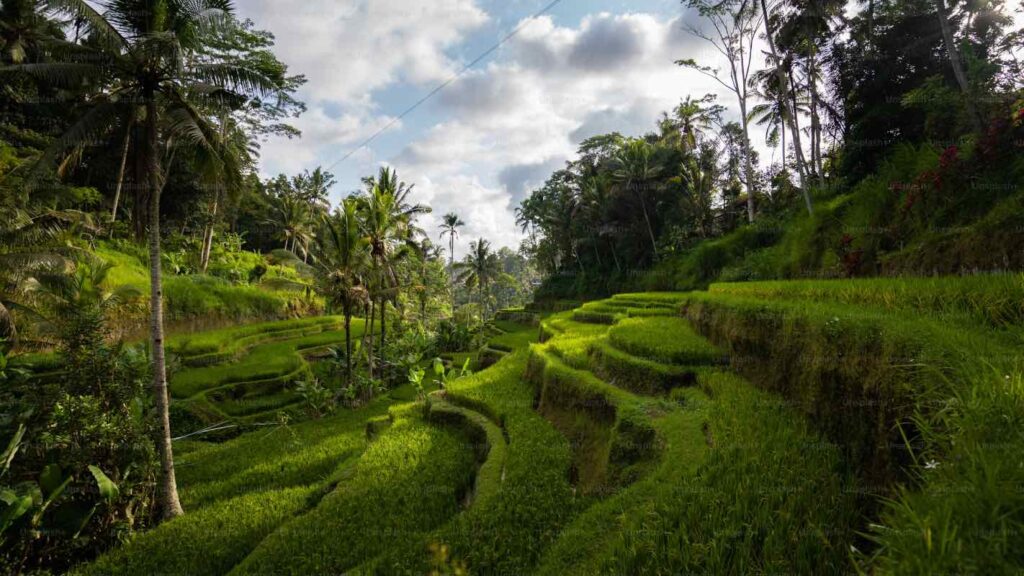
top-left (312, 199), bottom-right (369, 387)
top-left (610, 139), bottom-right (662, 259)
top-left (453, 238), bottom-right (500, 320)
top-left (438, 212), bottom-right (465, 266)
top-left (29, 0), bottom-right (282, 519)
top-left (358, 167), bottom-right (429, 373)
top-left (755, 0), bottom-right (814, 210)
top-left (934, 0), bottom-right (984, 131)
top-left (679, 0), bottom-right (764, 222)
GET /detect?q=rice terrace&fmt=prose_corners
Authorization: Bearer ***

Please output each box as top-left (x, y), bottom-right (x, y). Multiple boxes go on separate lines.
top-left (1, 0), bottom-right (1023, 574)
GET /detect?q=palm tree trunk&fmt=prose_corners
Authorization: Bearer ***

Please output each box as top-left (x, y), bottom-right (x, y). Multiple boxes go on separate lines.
top-left (344, 311), bottom-right (352, 386)
top-left (110, 125), bottom-right (131, 223)
top-left (366, 299), bottom-right (375, 380)
top-left (738, 102), bottom-right (758, 224)
top-left (759, 0), bottom-right (811, 207)
top-left (934, 0), bottom-right (983, 132)
top-left (781, 116), bottom-right (787, 174)
top-left (449, 236), bottom-right (455, 267)
top-left (637, 187), bottom-right (659, 257)
top-left (808, 54), bottom-right (824, 177)
top-left (379, 296), bottom-right (386, 370)
top-left (199, 191), bottom-right (219, 274)
top-left (145, 90), bottom-right (183, 519)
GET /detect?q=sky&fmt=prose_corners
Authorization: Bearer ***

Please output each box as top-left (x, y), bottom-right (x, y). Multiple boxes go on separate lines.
top-left (232, 0), bottom-right (786, 260)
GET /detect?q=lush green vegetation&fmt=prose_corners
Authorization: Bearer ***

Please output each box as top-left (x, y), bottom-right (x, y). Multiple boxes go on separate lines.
top-left (1, 0), bottom-right (1022, 572)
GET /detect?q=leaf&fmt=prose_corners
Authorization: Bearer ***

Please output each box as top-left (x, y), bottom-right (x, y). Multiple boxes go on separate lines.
top-left (0, 492), bottom-right (33, 532)
top-left (88, 466), bottom-right (119, 502)
top-left (39, 464), bottom-right (64, 498)
top-left (0, 425), bottom-right (25, 476)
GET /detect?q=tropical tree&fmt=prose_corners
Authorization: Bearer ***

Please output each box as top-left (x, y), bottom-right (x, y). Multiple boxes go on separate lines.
top-left (357, 167), bottom-right (429, 373)
top-left (438, 212), bottom-right (464, 266)
top-left (0, 0), bottom-right (59, 64)
top-left (679, 0), bottom-right (764, 223)
top-left (610, 139), bottom-right (662, 258)
top-left (312, 199), bottom-right (369, 387)
top-left (266, 193), bottom-right (313, 256)
top-left (25, 0), bottom-right (284, 519)
top-left (453, 239), bottom-right (501, 320)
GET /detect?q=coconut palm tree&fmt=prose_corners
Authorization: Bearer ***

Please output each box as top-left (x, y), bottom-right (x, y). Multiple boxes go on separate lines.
top-left (21, 0), bottom-right (282, 519)
top-left (438, 212), bottom-right (464, 266)
top-left (0, 0), bottom-right (61, 64)
top-left (453, 239), bottom-right (501, 321)
top-left (357, 167), bottom-right (430, 372)
top-left (266, 193), bottom-right (313, 256)
top-left (610, 139), bottom-right (662, 259)
top-left (312, 199), bottom-right (369, 387)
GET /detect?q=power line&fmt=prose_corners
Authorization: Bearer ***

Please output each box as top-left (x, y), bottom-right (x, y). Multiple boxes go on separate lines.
top-left (326, 0), bottom-right (566, 171)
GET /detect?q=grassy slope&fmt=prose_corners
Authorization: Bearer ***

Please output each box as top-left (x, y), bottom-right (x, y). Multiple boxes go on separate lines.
top-left (80, 319), bottom-right (546, 576)
top-left (94, 242), bottom-right (319, 325)
top-left (679, 280), bottom-right (1024, 574)
top-left (528, 297), bottom-right (857, 574)
top-left (81, 278), bottom-right (1024, 574)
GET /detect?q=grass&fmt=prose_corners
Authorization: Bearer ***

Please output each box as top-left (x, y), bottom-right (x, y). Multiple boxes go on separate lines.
top-left (230, 404), bottom-right (477, 575)
top-left (171, 326), bottom-right (362, 399)
top-left (169, 316), bottom-right (342, 362)
top-left (80, 396), bottom-right (398, 575)
top-left (94, 241), bottom-right (322, 330)
top-left (77, 487), bottom-right (318, 576)
top-left (360, 352), bottom-right (577, 575)
top-left (678, 285), bottom-right (1024, 574)
top-left (607, 316), bottom-right (723, 366)
top-left (78, 280), bottom-right (1024, 575)
top-left (710, 275), bottom-right (1024, 330)
top-left (426, 395), bottom-right (507, 508)
top-left (590, 339), bottom-right (699, 394)
top-left (592, 371), bottom-right (858, 575)
top-left (175, 398), bottom-right (392, 509)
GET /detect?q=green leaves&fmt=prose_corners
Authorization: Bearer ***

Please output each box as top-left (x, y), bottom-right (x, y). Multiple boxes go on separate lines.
top-left (0, 489), bottom-right (33, 534)
top-left (88, 465), bottom-right (120, 502)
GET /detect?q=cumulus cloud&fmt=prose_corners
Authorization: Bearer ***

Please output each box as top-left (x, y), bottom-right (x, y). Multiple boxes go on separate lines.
top-left (388, 11), bottom-right (728, 256)
top-left (240, 0), bottom-right (489, 104)
top-left (241, 3), bottom-right (746, 258)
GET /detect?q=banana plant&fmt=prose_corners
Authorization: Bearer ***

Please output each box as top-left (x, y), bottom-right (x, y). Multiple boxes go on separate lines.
top-left (0, 426), bottom-right (119, 545)
top-left (431, 357), bottom-right (474, 391)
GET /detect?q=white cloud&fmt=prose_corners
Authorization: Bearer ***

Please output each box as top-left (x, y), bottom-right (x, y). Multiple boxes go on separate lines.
top-left (240, 0), bottom-right (489, 104)
top-left (389, 11), bottom-right (730, 258)
top-left (241, 3), bottom-right (751, 260)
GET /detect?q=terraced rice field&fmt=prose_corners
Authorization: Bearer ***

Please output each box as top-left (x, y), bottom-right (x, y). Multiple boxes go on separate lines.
top-left (167, 317), bottom-right (366, 429)
top-left (81, 277), bottom-right (1024, 574)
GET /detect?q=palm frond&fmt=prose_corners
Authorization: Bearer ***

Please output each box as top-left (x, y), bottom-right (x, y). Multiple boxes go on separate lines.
top-left (45, 0), bottom-right (128, 49)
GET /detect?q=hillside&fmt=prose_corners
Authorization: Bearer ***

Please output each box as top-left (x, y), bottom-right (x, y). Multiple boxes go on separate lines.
top-left (67, 276), bottom-right (1024, 574)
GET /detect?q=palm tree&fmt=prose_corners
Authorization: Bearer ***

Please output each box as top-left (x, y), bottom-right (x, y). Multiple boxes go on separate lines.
top-left (266, 193), bottom-right (313, 256)
top-left (0, 0), bottom-right (60, 64)
top-left (199, 117), bottom-right (254, 272)
top-left (0, 208), bottom-right (96, 344)
top-left (453, 239), bottom-right (500, 320)
top-left (438, 212), bottom-right (464, 266)
top-left (670, 143), bottom-right (718, 239)
top-left (357, 167), bottom-right (430, 373)
top-left (25, 258), bottom-right (139, 348)
top-left (312, 199), bottom-right (369, 387)
top-left (610, 139), bottom-right (662, 259)
top-left (24, 0), bottom-right (282, 519)
top-left (577, 175), bottom-right (617, 271)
